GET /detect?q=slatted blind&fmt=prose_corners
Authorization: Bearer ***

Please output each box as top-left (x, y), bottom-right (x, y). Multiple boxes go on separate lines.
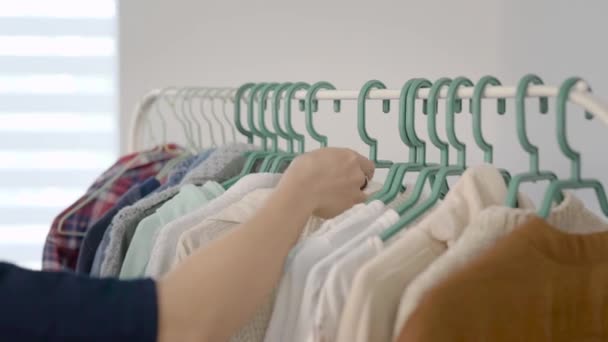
top-left (0, 0), bottom-right (118, 269)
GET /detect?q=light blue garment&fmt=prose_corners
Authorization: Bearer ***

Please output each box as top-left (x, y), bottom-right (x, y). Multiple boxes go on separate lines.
top-left (99, 143), bottom-right (257, 277)
top-left (119, 182), bottom-right (225, 279)
top-left (78, 178), bottom-right (161, 275)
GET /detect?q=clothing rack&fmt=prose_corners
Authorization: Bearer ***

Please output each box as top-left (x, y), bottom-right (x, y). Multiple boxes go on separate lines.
top-left (129, 80), bottom-right (608, 154)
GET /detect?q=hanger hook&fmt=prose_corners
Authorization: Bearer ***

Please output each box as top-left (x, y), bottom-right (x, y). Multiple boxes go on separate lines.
top-left (515, 74), bottom-right (549, 173)
top-left (556, 77), bottom-right (594, 181)
top-left (152, 87), bottom-right (175, 147)
top-left (446, 77), bottom-right (474, 168)
top-left (427, 78), bottom-right (452, 166)
top-left (246, 83), bottom-right (269, 148)
top-left (257, 83), bottom-right (280, 151)
top-left (204, 88), bottom-right (228, 145)
top-left (192, 87), bottom-right (219, 148)
top-left (397, 79), bottom-right (422, 163)
top-left (272, 82), bottom-right (294, 153)
top-left (472, 75), bottom-right (507, 163)
top-left (405, 78), bottom-right (432, 164)
top-left (538, 77), bottom-right (608, 218)
top-left (358, 80), bottom-right (392, 167)
top-left (234, 83), bottom-right (256, 143)
top-left (305, 81), bottom-right (341, 147)
top-left (284, 82), bottom-right (310, 153)
top-left (184, 87), bottom-right (206, 150)
top-left (199, 88), bottom-right (226, 146)
top-left (220, 88), bottom-right (237, 142)
top-left (173, 87), bottom-right (199, 152)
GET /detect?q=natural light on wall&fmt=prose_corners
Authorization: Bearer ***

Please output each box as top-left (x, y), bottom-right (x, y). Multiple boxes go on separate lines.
top-left (0, 0), bottom-right (117, 269)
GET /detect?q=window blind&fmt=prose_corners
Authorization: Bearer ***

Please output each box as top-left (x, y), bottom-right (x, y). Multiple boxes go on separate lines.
top-left (0, 0), bottom-right (117, 269)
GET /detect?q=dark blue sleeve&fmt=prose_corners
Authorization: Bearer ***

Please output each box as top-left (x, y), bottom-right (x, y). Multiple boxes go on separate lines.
top-left (0, 262), bottom-right (158, 342)
top-left (76, 178), bottom-right (161, 275)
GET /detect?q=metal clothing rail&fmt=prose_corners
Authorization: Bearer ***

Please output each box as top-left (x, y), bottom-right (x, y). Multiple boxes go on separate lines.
top-left (128, 82), bottom-right (608, 153)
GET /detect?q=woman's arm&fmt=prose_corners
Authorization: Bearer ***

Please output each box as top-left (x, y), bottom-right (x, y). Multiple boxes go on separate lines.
top-left (157, 148), bottom-right (374, 342)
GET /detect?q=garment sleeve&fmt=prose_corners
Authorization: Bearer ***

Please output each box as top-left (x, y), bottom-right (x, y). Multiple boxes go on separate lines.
top-left (0, 262), bottom-right (158, 342)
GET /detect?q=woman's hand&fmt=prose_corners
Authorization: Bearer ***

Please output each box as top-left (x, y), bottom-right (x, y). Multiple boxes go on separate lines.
top-left (158, 148), bottom-right (374, 342)
top-left (278, 148), bottom-right (375, 218)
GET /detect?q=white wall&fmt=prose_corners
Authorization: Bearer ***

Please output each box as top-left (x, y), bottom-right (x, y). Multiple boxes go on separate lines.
top-left (120, 0), bottom-right (608, 209)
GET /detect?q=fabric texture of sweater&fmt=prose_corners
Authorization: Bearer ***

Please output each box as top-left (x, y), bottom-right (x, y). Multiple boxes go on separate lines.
top-left (393, 192), bottom-right (606, 338)
top-left (335, 164), bottom-right (532, 342)
top-left (99, 143), bottom-right (255, 277)
top-left (118, 182), bottom-right (224, 279)
top-left (398, 213), bottom-right (608, 342)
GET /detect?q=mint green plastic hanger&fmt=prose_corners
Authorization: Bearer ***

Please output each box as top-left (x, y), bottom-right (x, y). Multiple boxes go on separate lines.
top-left (427, 78), bottom-right (452, 166)
top-left (380, 77), bottom-right (473, 242)
top-left (222, 83), bottom-right (274, 188)
top-left (271, 82), bottom-right (296, 153)
top-left (269, 82), bottom-right (310, 173)
top-left (237, 83), bottom-right (279, 167)
top-left (471, 76), bottom-right (511, 183)
top-left (404, 78), bottom-right (432, 164)
top-left (251, 83), bottom-right (286, 172)
top-left (368, 79), bottom-right (423, 203)
top-left (378, 78), bottom-right (450, 209)
top-left (357, 80), bottom-right (393, 168)
top-left (259, 82), bottom-right (294, 172)
top-left (538, 77), bottom-right (608, 217)
top-left (248, 83), bottom-right (277, 148)
top-left (304, 81), bottom-right (341, 147)
top-left (258, 83), bottom-right (280, 150)
top-left (406, 78), bottom-right (451, 198)
top-left (472, 76), bottom-right (506, 160)
top-left (381, 79), bottom-right (436, 203)
top-left (505, 74), bottom-right (561, 207)
top-left (233, 83), bottom-right (256, 143)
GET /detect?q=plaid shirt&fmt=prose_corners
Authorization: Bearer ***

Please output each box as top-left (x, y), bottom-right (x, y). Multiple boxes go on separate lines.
top-left (42, 144), bottom-right (186, 271)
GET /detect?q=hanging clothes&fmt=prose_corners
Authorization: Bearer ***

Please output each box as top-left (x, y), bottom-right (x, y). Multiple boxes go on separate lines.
top-left (264, 184), bottom-right (385, 342)
top-left (292, 186), bottom-right (420, 342)
top-left (174, 187), bottom-right (325, 342)
top-left (174, 188), bottom-right (324, 265)
top-left (335, 164), bottom-right (530, 342)
top-left (88, 147), bottom-right (216, 276)
top-left (394, 192), bottom-right (608, 339)
top-left (397, 214), bottom-right (608, 342)
top-left (152, 148), bottom-right (216, 193)
top-left (42, 144), bottom-right (186, 271)
top-left (306, 186), bottom-right (427, 342)
top-left (98, 143), bottom-right (256, 277)
top-left (75, 177), bottom-right (161, 274)
top-left (310, 213), bottom-right (400, 342)
top-left (118, 182), bottom-right (225, 279)
top-left (145, 173), bottom-right (282, 278)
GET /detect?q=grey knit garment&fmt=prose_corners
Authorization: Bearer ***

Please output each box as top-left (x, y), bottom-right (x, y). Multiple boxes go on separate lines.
top-left (99, 143), bottom-right (256, 277)
top-left (179, 143), bottom-right (257, 185)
